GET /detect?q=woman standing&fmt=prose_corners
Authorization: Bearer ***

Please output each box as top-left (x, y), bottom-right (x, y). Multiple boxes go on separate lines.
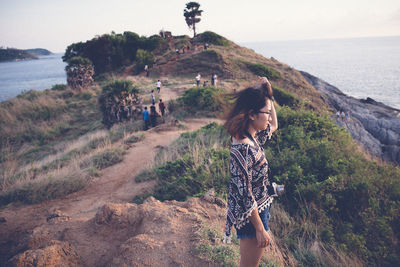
top-left (223, 77), bottom-right (278, 267)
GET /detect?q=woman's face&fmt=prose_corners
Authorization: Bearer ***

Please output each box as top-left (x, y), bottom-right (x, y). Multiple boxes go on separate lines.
top-left (250, 99), bottom-right (272, 131)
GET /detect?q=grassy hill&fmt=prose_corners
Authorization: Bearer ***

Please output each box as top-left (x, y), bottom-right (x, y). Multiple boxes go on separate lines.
top-left (1, 31), bottom-right (399, 266)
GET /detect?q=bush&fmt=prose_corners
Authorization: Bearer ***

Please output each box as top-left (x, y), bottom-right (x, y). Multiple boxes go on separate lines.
top-left (174, 86), bottom-right (226, 117)
top-left (65, 57), bottom-right (94, 90)
top-left (139, 105), bottom-right (400, 266)
top-left (197, 31), bottom-right (229, 46)
top-left (90, 147), bottom-right (125, 170)
top-left (51, 84), bottom-right (67, 91)
top-left (243, 61), bottom-right (282, 80)
top-left (0, 170), bottom-right (87, 205)
top-left (273, 85), bottom-right (301, 108)
top-left (98, 79), bottom-right (140, 128)
top-left (134, 49), bottom-right (155, 74)
top-left (265, 106), bottom-right (400, 266)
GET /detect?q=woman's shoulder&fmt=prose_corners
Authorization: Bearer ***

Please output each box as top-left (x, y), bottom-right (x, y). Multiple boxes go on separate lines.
top-left (230, 138), bottom-right (258, 156)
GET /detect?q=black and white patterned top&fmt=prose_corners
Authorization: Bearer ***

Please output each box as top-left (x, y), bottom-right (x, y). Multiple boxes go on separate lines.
top-left (224, 126), bottom-right (273, 240)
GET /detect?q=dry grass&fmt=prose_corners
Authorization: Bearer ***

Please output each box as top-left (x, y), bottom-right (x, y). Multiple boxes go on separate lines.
top-left (0, 116), bottom-right (147, 206)
top-left (271, 203), bottom-right (364, 266)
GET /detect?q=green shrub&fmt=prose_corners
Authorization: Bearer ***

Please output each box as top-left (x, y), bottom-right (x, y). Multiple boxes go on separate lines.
top-left (140, 105), bottom-right (400, 266)
top-left (134, 49), bottom-right (155, 73)
top-left (51, 84), bottom-right (67, 91)
top-left (193, 223), bottom-right (239, 267)
top-left (91, 147), bottom-right (125, 170)
top-left (175, 86), bottom-right (226, 117)
top-left (265, 106), bottom-right (400, 266)
top-left (132, 192), bottom-right (153, 204)
top-left (197, 31), bottom-right (229, 46)
top-left (243, 61), bottom-right (282, 80)
top-left (273, 85), bottom-right (301, 108)
top-left (135, 169), bottom-right (157, 183)
top-left (123, 133), bottom-right (145, 144)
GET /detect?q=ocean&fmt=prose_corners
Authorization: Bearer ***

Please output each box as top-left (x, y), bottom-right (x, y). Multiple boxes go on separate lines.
top-left (243, 36), bottom-right (400, 110)
top-left (0, 53), bottom-right (67, 102)
top-left (1, 37), bottom-right (399, 109)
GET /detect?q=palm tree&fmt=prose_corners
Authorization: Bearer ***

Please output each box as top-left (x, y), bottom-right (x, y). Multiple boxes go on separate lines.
top-left (183, 2), bottom-right (203, 38)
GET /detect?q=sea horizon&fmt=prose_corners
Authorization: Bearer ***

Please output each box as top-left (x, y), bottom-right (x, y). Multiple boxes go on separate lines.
top-left (243, 35), bottom-right (400, 110)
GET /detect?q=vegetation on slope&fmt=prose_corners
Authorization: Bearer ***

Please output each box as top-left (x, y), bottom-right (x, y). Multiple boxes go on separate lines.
top-left (135, 87), bottom-right (400, 266)
top-left (62, 31), bottom-right (165, 75)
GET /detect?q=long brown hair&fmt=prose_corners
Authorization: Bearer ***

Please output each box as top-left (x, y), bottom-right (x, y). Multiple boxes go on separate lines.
top-left (224, 85), bottom-right (273, 138)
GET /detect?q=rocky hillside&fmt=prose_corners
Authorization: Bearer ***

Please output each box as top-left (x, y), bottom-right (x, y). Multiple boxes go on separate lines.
top-left (148, 32), bottom-right (399, 165)
top-left (149, 33), bottom-right (327, 112)
top-left (5, 191), bottom-right (291, 267)
top-left (301, 71), bottom-right (400, 165)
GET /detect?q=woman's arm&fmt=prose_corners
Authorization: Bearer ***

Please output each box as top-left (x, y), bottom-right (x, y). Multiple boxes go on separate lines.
top-left (258, 76), bottom-right (278, 135)
top-left (269, 101), bottom-right (278, 134)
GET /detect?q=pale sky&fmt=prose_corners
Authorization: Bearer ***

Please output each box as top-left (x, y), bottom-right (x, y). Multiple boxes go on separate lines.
top-left (1, 0), bottom-right (399, 52)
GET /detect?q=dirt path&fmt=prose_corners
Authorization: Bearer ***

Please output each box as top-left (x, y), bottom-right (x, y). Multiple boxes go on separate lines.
top-left (0, 74), bottom-right (220, 264)
top-left (0, 117), bottom-right (219, 264)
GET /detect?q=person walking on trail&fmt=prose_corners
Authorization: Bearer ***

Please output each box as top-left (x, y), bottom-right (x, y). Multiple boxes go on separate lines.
top-left (158, 99), bottom-right (166, 117)
top-left (150, 104), bottom-right (158, 127)
top-left (341, 110), bottom-right (346, 122)
top-left (223, 76), bottom-right (278, 267)
top-left (144, 65), bottom-right (149, 77)
top-left (196, 73), bottom-right (201, 87)
top-left (213, 73), bottom-right (218, 87)
top-left (156, 80), bottom-right (162, 93)
top-left (150, 90), bottom-right (155, 105)
top-left (142, 106), bottom-right (149, 130)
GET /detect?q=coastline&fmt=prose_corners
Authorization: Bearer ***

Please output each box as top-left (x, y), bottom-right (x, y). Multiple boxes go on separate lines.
top-left (301, 70), bottom-right (400, 165)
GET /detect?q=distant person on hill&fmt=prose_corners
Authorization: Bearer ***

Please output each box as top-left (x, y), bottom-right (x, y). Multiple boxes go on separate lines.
top-left (203, 80), bottom-right (208, 87)
top-left (142, 106), bottom-right (149, 130)
top-left (211, 73), bottom-right (215, 86)
top-left (176, 48), bottom-right (180, 55)
top-left (341, 110), bottom-right (346, 122)
top-left (159, 99), bottom-right (166, 116)
top-left (150, 104), bottom-right (158, 127)
top-left (336, 110), bottom-right (340, 121)
top-left (196, 73), bottom-right (201, 87)
top-left (213, 73), bottom-right (218, 87)
top-left (150, 90), bottom-right (155, 105)
top-left (144, 65), bottom-right (149, 77)
top-left (156, 80), bottom-right (162, 93)
top-left (223, 76), bottom-right (278, 267)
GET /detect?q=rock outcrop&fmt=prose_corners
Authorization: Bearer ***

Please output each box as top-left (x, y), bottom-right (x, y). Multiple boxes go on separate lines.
top-left (5, 192), bottom-right (293, 267)
top-left (301, 71), bottom-right (400, 165)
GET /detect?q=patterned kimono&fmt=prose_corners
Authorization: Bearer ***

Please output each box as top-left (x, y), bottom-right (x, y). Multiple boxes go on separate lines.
top-left (224, 127), bottom-right (273, 241)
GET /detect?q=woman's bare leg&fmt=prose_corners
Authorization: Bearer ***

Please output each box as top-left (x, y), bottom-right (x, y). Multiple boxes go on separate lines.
top-left (240, 237), bottom-right (265, 267)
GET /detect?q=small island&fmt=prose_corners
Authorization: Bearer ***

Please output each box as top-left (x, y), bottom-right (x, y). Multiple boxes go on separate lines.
top-left (0, 47), bottom-right (52, 62)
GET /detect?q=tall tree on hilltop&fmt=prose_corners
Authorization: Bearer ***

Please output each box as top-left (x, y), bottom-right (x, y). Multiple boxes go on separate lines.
top-left (184, 2), bottom-right (203, 37)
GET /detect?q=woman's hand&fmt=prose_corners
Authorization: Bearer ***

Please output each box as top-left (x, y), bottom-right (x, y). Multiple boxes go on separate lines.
top-left (257, 76), bottom-right (271, 87)
top-left (255, 228), bottom-right (271, 248)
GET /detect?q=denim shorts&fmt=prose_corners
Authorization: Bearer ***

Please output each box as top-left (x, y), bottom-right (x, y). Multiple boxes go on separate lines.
top-left (236, 205), bottom-right (271, 239)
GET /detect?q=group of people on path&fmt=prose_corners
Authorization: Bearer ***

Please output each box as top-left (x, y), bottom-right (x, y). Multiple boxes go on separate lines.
top-left (336, 109), bottom-right (350, 122)
top-left (143, 80), bottom-right (166, 130)
top-left (195, 73), bottom-right (218, 87)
